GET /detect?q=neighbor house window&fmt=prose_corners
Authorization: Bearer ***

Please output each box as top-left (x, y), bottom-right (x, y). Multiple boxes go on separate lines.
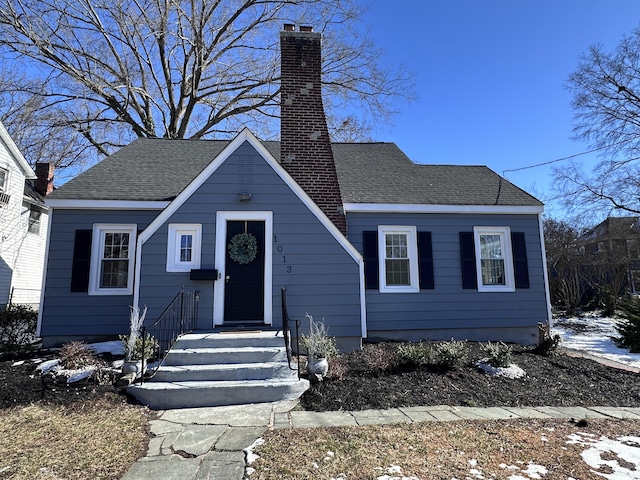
top-left (89, 224), bottom-right (136, 295)
top-left (378, 226), bottom-right (419, 293)
top-left (28, 208), bottom-right (41, 234)
top-left (167, 224), bottom-right (202, 272)
top-left (473, 226), bottom-right (514, 292)
top-left (0, 167), bottom-right (7, 192)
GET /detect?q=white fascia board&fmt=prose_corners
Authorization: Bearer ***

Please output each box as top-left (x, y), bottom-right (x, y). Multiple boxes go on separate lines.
top-left (0, 120), bottom-right (35, 179)
top-left (343, 203), bottom-right (544, 215)
top-left (45, 199), bottom-right (169, 210)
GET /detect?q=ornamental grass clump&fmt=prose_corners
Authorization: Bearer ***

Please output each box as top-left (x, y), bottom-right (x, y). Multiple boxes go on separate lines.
top-left (59, 341), bottom-right (100, 370)
top-left (301, 314), bottom-right (338, 359)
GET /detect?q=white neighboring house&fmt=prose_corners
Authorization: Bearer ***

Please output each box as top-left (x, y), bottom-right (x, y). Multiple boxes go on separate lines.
top-left (0, 121), bottom-right (51, 309)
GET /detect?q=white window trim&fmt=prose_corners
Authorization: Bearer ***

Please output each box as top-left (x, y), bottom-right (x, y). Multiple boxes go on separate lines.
top-left (89, 224), bottom-right (137, 295)
top-left (166, 224), bottom-right (202, 272)
top-left (473, 226), bottom-right (515, 293)
top-left (378, 225), bottom-right (419, 293)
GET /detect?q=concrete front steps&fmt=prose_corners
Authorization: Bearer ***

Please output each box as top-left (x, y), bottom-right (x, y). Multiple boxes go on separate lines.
top-left (127, 331), bottom-right (310, 410)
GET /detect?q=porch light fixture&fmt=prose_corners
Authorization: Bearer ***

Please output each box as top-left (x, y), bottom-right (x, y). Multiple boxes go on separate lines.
top-left (238, 192), bottom-right (252, 202)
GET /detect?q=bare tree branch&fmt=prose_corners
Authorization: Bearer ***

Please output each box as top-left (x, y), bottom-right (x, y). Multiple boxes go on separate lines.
top-left (0, 0), bottom-right (415, 175)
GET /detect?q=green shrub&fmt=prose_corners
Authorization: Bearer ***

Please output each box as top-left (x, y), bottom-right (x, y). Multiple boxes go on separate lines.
top-left (433, 340), bottom-right (469, 369)
top-left (480, 342), bottom-right (513, 368)
top-left (397, 340), bottom-right (469, 370)
top-left (397, 342), bottom-right (433, 367)
top-left (0, 304), bottom-right (38, 354)
top-left (119, 333), bottom-right (158, 361)
top-left (616, 297), bottom-right (640, 353)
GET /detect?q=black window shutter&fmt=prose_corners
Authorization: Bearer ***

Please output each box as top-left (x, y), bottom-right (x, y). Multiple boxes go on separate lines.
top-left (362, 231), bottom-right (379, 290)
top-left (70, 229), bottom-right (93, 292)
top-left (459, 232), bottom-right (477, 289)
top-left (511, 231), bottom-right (530, 289)
top-left (417, 231), bottom-right (434, 289)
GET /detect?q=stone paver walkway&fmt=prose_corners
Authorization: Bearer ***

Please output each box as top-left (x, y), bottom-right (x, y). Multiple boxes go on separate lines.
top-left (120, 403), bottom-right (640, 480)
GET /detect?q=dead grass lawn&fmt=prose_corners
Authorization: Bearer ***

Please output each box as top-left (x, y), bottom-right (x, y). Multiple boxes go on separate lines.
top-left (251, 418), bottom-right (640, 479)
top-left (0, 396), bottom-right (149, 479)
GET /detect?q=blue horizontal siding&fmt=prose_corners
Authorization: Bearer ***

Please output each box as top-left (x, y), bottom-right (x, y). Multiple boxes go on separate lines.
top-left (347, 212), bottom-right (548, 333)
top-left (138, 141), bottom-right (362, 337)
top-left (40, 209), bottom-right (160, 338)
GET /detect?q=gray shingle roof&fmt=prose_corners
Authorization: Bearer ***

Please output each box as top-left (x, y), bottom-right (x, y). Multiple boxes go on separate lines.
top-left (48, 137), bottom-right (542, 207)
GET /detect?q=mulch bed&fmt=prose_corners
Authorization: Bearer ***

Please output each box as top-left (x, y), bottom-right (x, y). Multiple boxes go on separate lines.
top-left (0, 351), bottom-right (122, 409)
top-left (300, 342), bottom-right (640, 412)
top-left (2, 343), bottom-right (640, 413)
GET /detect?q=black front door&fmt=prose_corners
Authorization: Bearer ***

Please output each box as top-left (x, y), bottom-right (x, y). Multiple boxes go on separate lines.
top-left (223, 220), bottom-right (265, 323)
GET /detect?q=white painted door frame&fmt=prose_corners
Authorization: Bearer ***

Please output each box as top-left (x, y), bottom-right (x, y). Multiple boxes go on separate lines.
top-left (213, 211), bottom-right (273, 326)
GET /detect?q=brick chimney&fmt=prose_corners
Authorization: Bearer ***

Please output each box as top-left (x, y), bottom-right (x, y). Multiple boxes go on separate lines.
top-left (280, 25), bottom-right (347, 235)
top-left (35, 162), bottom-right (54, 196)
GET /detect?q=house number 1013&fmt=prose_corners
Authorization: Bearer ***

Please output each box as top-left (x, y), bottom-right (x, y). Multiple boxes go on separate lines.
top-left (274, 237), bottom-right (292, 272)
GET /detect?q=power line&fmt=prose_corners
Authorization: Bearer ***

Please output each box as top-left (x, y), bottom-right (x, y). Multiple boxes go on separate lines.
top-left (502, 139), bottom-right (635, 177)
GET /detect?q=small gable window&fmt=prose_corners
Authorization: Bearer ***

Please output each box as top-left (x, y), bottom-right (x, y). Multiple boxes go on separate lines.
top-left (0, 167), bottom-right (8, 192)
top-left (167, 224), bottom-right (202, 272)
top-left (378, 226), bottom-right (419, 293)
top-left (28, 208), bottom-right (41, 235)
top-left (89, 224), bottom-right (136, 295)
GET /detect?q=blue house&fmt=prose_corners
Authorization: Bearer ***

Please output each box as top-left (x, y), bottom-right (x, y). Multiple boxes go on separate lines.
top-left (37, 26), bottom-right (550, 353)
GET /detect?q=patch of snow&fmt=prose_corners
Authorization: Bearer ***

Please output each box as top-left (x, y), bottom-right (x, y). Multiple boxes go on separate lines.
top-left (521, 463), bottom-right (547, 479)
top-left (553, 315), bottom-right (640, 368)
top-left (375, 465), bottom-right (420, 480)
top-left (324, 450), bottom-right (335, 461)
top-left (36, 359), bottom-right (60, 374)
top-left (566, 433), bottom-right (640, 479)
top-left (66, 368), bottom-right (95, 383)
top-left (11, 360), bottom-right (25, 366)
top-left (87, 340), bottom-right (125, 356)
top-left (243, 437), bottom-right (264, 465)
top-left (476, 361), bottom-right (526, 379)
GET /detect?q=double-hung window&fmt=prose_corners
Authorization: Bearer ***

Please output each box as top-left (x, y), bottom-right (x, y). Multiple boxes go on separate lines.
top-left (167, 224), bottom-right (202, 272)
top-left (378, 226), bottom-right (419, 293)
top-left (89, 224), bottom-right (136, 295)
top-left (473, 226), bottom-right (515, 292)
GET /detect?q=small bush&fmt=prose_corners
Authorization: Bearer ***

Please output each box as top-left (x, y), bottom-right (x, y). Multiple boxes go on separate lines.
top-left (0, 304), bottom-right (38, 354)
top-left (363, 344), bottom-right (400, 373)
top-left (433, 340), bottom-right (469, 369)
top-left (616, 297), bottom-right (640, 352)
top-left (397, 342), bottom-right (433, 368)
top-left (480, 342), bottom-right (513, 368)
top-left (119, 333), bottom-right (159, 361)
top-left (59, 341), bottom-right (99, 370)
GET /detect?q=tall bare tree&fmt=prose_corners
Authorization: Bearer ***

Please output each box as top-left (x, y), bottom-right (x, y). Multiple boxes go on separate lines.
top-left (558, 26), bottom-right (640, 218)
top-left (0, 0), bottom-right (414, 177)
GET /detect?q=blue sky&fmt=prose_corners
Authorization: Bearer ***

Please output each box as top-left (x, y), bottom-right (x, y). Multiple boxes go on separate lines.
top-left (359, 1), bottom-right (640, 219)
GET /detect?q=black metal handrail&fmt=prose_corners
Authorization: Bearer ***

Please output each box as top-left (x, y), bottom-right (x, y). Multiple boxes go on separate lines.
top-left (140, 288), bottom-right (199, 382)
top-left (281, 287), bottom-right (301, 378)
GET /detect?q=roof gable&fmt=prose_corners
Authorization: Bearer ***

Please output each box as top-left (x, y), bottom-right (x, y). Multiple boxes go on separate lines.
top-left (137, 129), bottom-right (362, 263)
